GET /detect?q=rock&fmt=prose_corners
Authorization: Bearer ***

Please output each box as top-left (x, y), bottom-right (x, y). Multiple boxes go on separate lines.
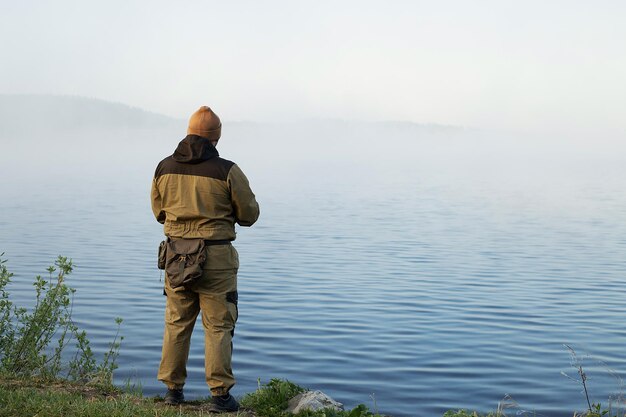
top-left (287, 390), bottom-right (344, 414)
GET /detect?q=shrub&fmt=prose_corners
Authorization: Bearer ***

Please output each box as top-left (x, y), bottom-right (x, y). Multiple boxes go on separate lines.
top-left (0, 254), bottom-right (122, 385)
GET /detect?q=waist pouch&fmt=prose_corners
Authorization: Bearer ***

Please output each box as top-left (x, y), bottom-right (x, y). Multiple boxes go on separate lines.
top-left (162, 238), bottom-right (207, 288)
top-left (158, 240), bottom-right (167, 270)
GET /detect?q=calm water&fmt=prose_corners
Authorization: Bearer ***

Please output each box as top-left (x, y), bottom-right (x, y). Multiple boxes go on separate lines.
top-left (1, 128), bottom-right (626, 417)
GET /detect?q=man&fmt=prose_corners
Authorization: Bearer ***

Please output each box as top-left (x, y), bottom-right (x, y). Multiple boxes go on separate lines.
top-left (151, 106), bottom-right (259, 411)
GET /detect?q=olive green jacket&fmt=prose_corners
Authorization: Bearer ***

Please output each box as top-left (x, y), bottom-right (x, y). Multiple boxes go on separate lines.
top-left (151, 135), bottom-right (259, 240)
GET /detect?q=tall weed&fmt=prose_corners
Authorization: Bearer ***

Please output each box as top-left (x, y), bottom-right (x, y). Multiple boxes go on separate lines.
top-left (0, 254), bottom-right (122, 385)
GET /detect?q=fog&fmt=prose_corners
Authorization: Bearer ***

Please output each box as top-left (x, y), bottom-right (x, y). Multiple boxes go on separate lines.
top-left (1, 96), bottom-right (623, 200)
top-left (1, 1), bottom-right (625, 137)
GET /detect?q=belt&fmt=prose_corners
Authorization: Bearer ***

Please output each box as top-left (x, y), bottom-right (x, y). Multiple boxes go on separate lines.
top-left (204, 239), bottom-right (231, 246)
top-left (168, 237), bottom-right (231, 246)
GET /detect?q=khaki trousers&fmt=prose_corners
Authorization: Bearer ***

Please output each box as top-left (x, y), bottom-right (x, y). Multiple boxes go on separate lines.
top-left (157, 244), bottom-right (239, 396)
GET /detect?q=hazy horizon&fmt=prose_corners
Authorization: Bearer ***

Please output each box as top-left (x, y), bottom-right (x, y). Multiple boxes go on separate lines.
top-left (1, 1), bottom-right (625, 139)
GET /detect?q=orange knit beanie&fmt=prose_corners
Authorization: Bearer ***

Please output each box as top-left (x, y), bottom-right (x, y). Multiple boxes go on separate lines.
top-left (187, 106), bottom-right (222, 141)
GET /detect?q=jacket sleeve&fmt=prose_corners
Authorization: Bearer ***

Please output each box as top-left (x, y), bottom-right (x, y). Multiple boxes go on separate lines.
top-left (151, 178), bottom-right (166, 224)
top-left (227, 164), bottom-right (260, 227)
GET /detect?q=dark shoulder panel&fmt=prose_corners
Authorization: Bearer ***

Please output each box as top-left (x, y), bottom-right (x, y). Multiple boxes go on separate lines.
top-left (155, 156), bottom-right (235, 181)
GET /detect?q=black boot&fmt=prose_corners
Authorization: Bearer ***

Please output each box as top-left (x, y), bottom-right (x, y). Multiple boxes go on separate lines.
top-left (164, 388), bottom-right (184, 405)
top-left (208, 393), bottom-right (240, 412)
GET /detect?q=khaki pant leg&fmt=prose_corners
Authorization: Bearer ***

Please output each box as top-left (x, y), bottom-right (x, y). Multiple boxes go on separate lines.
top-left (157, 284), bottom-right (200, 389)
top-left (197, 269), bottom-right (238, 396)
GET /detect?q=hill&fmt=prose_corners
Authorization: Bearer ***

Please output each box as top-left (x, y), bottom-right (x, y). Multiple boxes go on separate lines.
top-left (0, 95), bottom-right (181, 136)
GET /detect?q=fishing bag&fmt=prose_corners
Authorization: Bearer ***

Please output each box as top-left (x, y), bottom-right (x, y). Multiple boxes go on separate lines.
top-left (161, 238), bottom-right (206, 288)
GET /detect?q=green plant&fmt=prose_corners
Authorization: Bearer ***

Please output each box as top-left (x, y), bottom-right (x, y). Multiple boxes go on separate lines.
top-left (0, 253), bottom-right (15, 355)
top-left (95, 316), bottom-right (124, 384)
top-left (122, 375), bottom-right (144, 397)
top-left (443, 411), bottom-right (484, 417)
top-left (562, 345), bottom-right (626, 417)
top-left (347, 404), bottom-right (370, 417)
top-left (0, 255), bottom-right (122, 386)
top-left (564, 344), bottom-right (594, 412)
top-left (571, 402), bottom-right (613, 417)
top-left (240, 378), bottom-right (305, 416)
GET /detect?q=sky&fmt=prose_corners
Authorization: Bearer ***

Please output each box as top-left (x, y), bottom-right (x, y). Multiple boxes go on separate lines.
top-left (1, 1), bottom-right (625, 136)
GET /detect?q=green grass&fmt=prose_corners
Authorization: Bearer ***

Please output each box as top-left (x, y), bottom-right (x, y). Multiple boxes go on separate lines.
top-left (5, 375), bottom-right (619, 417)
top-left (0, 376), bottom-right (384, 417)
top-left (0, 388), bottom-right (160, 417)
top-left (2, 366), bottom-right (624, 417)
top-left (0, 374), bottom-right (251, 417)
top-left (443, 411), bottom-right (494, 417)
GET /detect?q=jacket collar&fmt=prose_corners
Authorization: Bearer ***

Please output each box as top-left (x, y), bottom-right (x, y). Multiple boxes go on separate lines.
top-left (172, 135), bottom-right (219, 164)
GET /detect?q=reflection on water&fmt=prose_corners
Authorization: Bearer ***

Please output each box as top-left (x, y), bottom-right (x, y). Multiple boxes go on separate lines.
top-left (1, 131), bottom-right (625, 417)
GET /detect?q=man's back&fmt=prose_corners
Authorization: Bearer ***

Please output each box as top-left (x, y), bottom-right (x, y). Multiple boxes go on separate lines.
top-left (151, 134), bottom-right (259, 240)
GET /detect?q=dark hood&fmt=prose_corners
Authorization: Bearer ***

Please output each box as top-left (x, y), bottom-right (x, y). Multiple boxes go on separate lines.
top-left (172, 135), bottom-right (219, 164)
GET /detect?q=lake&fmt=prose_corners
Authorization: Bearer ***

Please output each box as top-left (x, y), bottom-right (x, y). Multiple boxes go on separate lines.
top-left (1, 125), bottom-right (625, 416)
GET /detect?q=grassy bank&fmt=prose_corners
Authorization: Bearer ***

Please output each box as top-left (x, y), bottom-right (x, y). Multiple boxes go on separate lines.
top-left (0, 373), bottom-right (250, 417)
top-left (0, 375), bottom-right (385, 417)
top-left (0, 374), bottom-right (618, 417)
